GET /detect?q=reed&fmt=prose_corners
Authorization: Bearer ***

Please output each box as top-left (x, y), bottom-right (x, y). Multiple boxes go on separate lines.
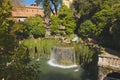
top-left (21, 38), bottom-right (59, 58)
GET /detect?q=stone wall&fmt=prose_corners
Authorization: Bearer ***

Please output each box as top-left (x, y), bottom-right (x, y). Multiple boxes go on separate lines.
top-left (12, 4), bottom-right (44, 21)
top-left (98, 55), bottom-right (120, 80)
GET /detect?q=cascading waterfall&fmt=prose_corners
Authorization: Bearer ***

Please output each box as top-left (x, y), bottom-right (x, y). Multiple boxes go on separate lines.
top-left (48, 46), bottom-right (77, 68)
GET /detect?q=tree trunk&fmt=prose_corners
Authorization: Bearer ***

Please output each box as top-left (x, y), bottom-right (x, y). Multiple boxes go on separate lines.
top-left (44, 16), bottom-right (51, 36)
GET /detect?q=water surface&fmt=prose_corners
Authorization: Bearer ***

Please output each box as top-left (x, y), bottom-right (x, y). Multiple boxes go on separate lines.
top-left (39, 58), bottom-right (87, 80)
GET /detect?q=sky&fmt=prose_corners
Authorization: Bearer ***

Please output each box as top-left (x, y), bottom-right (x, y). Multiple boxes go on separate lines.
top-left (25, 0), bottom-right (36, 6)
top-left (24, 0), bottom-right (61, 9)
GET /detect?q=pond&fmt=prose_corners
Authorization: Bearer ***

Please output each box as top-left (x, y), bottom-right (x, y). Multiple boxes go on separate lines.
top-left (39, 58), bottom-right (88, 80)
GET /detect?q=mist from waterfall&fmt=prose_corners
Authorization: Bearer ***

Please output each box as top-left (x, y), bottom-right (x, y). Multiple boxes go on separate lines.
top-left (48, 46), bottom-right (77, 69)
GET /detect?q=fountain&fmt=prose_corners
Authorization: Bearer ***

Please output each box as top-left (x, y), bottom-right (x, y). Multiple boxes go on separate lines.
top-left (48, 46), bottom-right (77, 68)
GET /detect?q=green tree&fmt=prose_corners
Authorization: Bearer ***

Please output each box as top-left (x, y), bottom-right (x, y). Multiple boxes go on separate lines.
top-left (24, 59), bottom-right (41, 80)
top-left (63, 16), bottom-right (76, 35)
top-left (25, 16), bottom-right (45, 37)
top-left (35, 0), bottom-right (62, 29)
top-left (75, 44), bottom-right (99, 80)
top-left (59, 5), bottom-right (76, 35)
top-left (72, 0), bottom-right (101, 34)
top-left (80, 20), bottom-right (97, 38)
top-left (5, 45), bottom-right (30, 80)
top-left (12, 22), bottom-right (29, 39)
top-left (0, 0), bottom-right (12, 30)
top-left (0, 0), bottom-right (16, 79)
top-left (112, 3), bottom-right (120, 50)
top-left (0, 0), bottom-right (32, 80)
top-left (50, 5), bottom-right (76, 36)
top-left (50, 15), bottom-right (60, 35)
top-left (91, 0), bottom-right (120, 51)
top-left (72, 0), bottom-right (120, 52)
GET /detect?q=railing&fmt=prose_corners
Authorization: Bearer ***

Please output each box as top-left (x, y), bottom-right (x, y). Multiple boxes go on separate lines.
top-left (98, 55), bottom-right (120, 69)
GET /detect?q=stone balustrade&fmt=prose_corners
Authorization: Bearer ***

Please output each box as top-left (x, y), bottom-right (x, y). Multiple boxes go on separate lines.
top-left (98, 55), bottom-right (120, 69)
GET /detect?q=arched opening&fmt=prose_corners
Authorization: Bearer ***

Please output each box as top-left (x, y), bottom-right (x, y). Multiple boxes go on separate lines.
top-left (104, 72), bottom-right (120, 80)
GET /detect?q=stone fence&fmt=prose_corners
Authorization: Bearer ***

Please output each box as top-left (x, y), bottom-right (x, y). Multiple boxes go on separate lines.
top-left (98, 55), bottom-right (120, 69)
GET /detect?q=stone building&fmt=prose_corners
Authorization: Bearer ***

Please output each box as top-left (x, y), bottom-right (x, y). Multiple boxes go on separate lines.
top-left (12, 4), bottom-right (44, 22)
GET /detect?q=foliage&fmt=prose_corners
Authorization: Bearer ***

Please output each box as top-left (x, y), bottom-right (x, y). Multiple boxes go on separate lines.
top-left (72, 0), bottom-right (101, 18)
top-left (72, 0), bottom-right (101, 35)
top-left (0, 0), bottom-right (12, 31)
top-left (21, 38), bottom-right (59, 58)
top-left (35, 0), bottom-right (62, 29)
top-left (110, 3), bottom-right (120, 50)
top-left (43, 0), bottom-right (51, 17)
top-left (0, 0), bottom-right (37, 80)
top-left (5, 45), bottom-right (30, 80)
top-left (59, 5), bottom-right (72, 18)
top-left (50, 15), bottom-right (60, 35)
top-left (0, 0), bottom-right (17, 79)
top-left (23, 59), bottom-right (41, 80)
top-left (72, 0), bottom-right (120, 51)
top-left (12, 22), bottom-right (29, 39)
top-left (50, 5), bottom-right (76, 36)
top-left (0, 33), bottom-right (17, 79)
top-left (92, 9), bottom-right (114, 29)
top-left (92, 1), bottom-right (120, 51)
top-left (80, 20), bottom-right (97, 38)
top-left (112, 3), bottom-right (120, 50)
top-left (25, 16), bottom-right (45, 37)
top-left (75, 43), bottom-right (99, 80)
top-left (64, 16), bottom-right (76, 35)
top-left (4, 45), bottom-right (41, 80)
top-left (112, 23), bottom-right (120, 47)
top-left (50, 5), bottom-right (75, 36)
top-left (59, 5), bottom-right (76, 35)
